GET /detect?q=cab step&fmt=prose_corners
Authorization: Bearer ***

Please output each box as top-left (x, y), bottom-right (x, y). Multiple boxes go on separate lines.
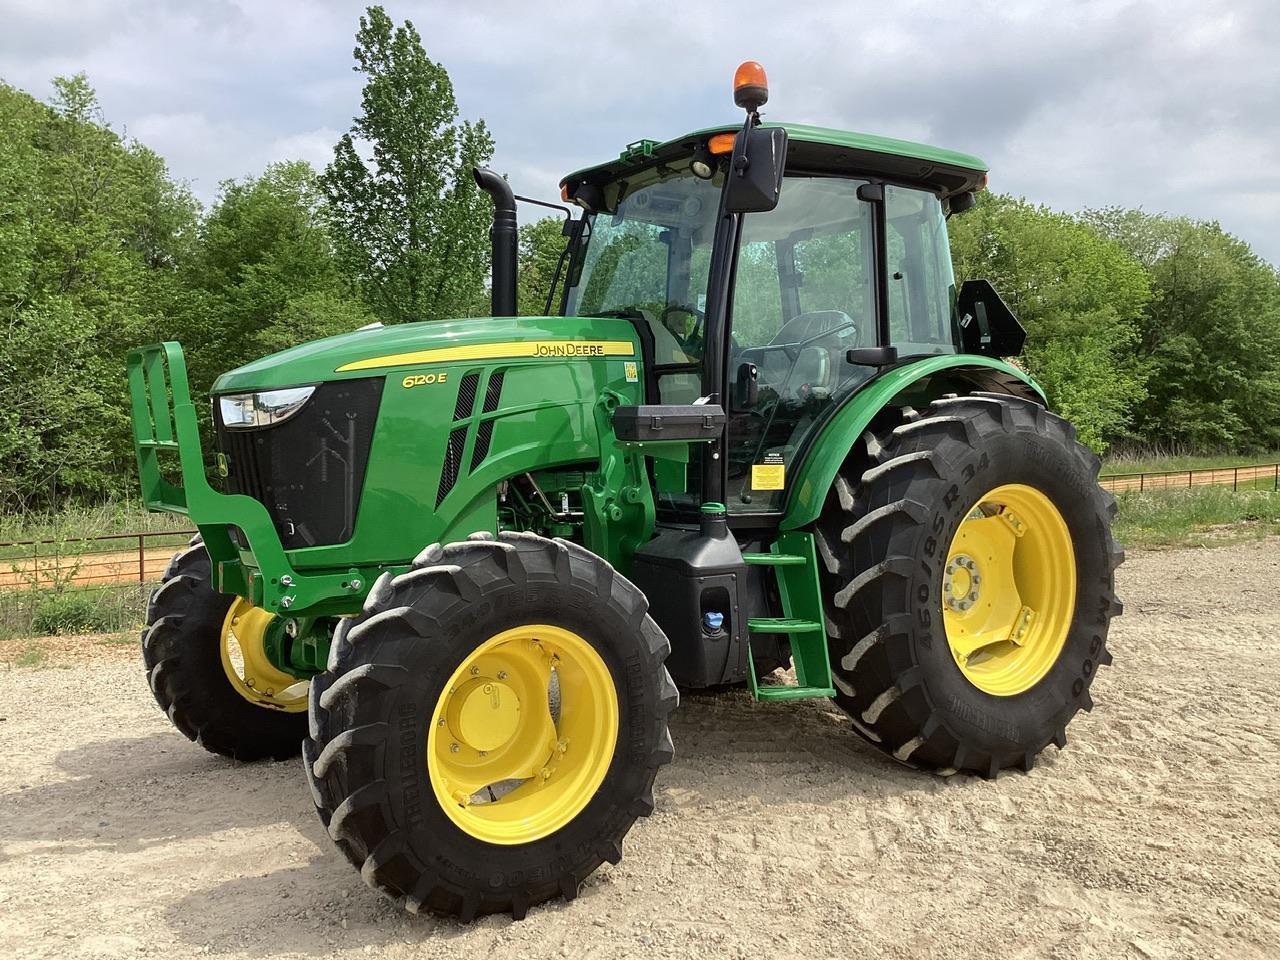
top-left (746, 531), bottom-right (835, 703)
top-left (742, 552), bottom-right (807, 566)
top-left (747, 617), bottom-right (822, 634)
top-left (753, 683), bottom-right (836, 701)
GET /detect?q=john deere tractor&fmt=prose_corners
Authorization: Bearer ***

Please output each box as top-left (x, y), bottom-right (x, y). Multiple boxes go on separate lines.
top-left (130, 62), bottom-right (1121, 920)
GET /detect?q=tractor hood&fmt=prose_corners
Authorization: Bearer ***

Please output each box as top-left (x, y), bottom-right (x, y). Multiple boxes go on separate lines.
top-left (210, 315), bottom-right (642, 394)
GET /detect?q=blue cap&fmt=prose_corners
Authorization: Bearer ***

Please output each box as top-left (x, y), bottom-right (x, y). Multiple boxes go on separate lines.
top-left (702, 611), bottom-right (725, 631)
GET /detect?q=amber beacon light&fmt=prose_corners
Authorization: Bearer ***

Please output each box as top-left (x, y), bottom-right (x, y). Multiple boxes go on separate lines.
top-left (733, 60), bottom-right (769, 111)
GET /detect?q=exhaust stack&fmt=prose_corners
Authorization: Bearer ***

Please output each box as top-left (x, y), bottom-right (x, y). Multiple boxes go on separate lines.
top-left (472, 167), bottom-right (517, 317)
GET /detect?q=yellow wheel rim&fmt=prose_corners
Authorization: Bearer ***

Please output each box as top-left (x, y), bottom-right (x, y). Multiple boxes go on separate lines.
top-left (219, 598), bottom-right (309, 712)
top-left (943, 483), bottom-right (1076, 697)
top-left (426, 625), bottom-right (619, 845)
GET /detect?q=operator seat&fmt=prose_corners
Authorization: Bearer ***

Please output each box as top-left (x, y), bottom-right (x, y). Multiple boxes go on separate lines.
top-left (646, 310), bottom-right (702, 404)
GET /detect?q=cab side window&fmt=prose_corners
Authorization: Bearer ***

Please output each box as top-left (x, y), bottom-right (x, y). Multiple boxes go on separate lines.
top-left (725, 177), bottom-right (876, 512)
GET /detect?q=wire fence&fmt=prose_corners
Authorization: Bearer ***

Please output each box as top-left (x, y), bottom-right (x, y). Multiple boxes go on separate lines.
top-left (0, 529), bottom-right (195, 592)
top-left (0, 462), bottom-right (1278, 591)
top-left (1098, 463), bottom-right (1280, 494)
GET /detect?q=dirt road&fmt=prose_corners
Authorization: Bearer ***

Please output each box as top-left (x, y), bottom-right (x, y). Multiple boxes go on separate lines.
top-left (2, 540), bottom-right (1278, 959)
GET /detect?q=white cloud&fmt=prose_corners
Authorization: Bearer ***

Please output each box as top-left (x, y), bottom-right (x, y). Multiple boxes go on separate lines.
top-left (1, 0), bottom-right (1276, 263)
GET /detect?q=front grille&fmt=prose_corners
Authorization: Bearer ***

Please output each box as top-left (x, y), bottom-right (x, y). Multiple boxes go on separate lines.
top-left (215, 378), bottom-right (384, 549)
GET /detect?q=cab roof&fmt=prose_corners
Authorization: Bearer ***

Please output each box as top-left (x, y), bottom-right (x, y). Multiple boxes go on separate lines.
top-left (560, 121), bottom-right (988, 198)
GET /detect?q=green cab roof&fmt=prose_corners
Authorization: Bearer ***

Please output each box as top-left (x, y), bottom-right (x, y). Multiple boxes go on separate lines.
top-left (561, 121), bottom-right (988, 198)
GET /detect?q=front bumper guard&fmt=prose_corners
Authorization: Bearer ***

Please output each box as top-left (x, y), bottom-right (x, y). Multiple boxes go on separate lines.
top-left (126, 342), bottom-right (379, 614)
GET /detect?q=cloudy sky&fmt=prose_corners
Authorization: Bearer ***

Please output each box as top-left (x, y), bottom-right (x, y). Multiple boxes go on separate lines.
top-left (3, 0), bottom-right (1277, 264)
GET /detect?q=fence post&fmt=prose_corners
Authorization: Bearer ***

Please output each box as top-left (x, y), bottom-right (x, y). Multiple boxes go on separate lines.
top-left (1234, 467), bottom-right (1238, 492)
top-left (138, 533), bottom-right (146, 585)
top-left (1140, 473), bottom-right (1145, 492)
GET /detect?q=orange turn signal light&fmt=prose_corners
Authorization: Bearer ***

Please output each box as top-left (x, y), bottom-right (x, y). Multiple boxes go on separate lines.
top-left (560, 183), bottom-right (570, 201)
top-left (708, 132), bottom-right (737, 155)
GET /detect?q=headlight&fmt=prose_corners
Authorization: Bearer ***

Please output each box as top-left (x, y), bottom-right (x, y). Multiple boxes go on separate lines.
top-left (217, 386), bottom-right (316, 429)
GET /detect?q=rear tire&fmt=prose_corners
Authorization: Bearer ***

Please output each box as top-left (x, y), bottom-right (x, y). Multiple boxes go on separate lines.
top-left (815, 394), bottom-right (1123, 777)
top-left (304, 531), bottom-right (677, 920)
top-left (142, 539), bottom-right (307, 761)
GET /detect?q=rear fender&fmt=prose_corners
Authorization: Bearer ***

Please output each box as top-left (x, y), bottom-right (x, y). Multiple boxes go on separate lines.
top-left (780, 355), bottom-right (1044, 530)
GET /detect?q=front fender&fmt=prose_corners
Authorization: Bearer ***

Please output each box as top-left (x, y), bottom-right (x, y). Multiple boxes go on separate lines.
top-left (780, 355), bottom-right (1044, 530)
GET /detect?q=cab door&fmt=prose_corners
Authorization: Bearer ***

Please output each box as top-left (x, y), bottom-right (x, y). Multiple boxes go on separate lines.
top-left (724, 176), bottom-right (878, 512)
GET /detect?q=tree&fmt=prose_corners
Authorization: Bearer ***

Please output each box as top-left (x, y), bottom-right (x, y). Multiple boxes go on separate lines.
top-left (517, 216), bottom-right (569, 316)
top-left (949, 193), bottom-right (1152, 451)
top-left (1083, 208), bottom-right (1280, 451)
top-left (0, 75), bottom-right (199, 509)
top-left (321, 6), bottom-right (494, 324)
top-left (182, 161), bottom-right (370, 391)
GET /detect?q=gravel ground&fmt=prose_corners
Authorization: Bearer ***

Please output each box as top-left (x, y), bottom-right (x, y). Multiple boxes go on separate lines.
top-left (1, 539), bottom-right (1278, 960)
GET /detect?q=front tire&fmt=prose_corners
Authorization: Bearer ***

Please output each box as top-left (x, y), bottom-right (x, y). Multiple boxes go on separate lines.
top-left (816, 393), bottom-right (1123, 777)
top-left (304, 531), bottom-right (677, 920)
top-left (142, 539), bottom-right (308, 761)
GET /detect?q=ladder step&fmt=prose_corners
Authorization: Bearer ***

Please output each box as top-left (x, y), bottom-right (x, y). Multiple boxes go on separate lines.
top-left (742, 553), bottom-right (807, 566)
top-left (747, 617), bottom-right (823, 634)
top-left (138, 439), bottom-right (179, 450)
top-left (754, 685), bottom-right (837, 701)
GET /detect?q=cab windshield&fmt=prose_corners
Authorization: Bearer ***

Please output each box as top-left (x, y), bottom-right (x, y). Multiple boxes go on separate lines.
top-left (564, 169), bottom-right (723, 403)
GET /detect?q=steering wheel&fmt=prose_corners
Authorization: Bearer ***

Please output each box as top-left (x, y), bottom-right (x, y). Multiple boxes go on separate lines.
top-left (767, 310), bottom-right (857, 352)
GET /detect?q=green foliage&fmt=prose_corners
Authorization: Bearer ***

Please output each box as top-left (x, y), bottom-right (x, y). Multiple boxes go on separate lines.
top-left (31, 591), bottom-right (116, 635)
top-left (181, 160), bottom-right (369, 393)
top-left (0, 76), bottom-right (200, 510)
top-left (949, 193), bottom-right (1151, 451)
top-left (1083, 208), bottom-right (1280, 451)
top-left (321, 6), bottom-right (494, 324)
top-left (517, 216), bottom-right (569, 316)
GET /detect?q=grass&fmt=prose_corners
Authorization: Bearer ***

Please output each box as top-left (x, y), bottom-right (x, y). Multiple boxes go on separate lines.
top-left (12, 640), bottom-right (48, 668)
top-left (0, 583), bottom-right (149, 641)
top-left (0, 500), bottom-right (186, 541)
top-left (95, 631), bottom-right (140, 647)
top-left (1113, 486), bottom-right (1280, 548)
top-left (1100, 449), bottom-right (1280, 477)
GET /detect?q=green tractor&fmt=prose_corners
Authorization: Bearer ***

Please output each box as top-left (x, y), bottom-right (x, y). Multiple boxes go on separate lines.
top-left (129, 62), bottom-right (1121, 920)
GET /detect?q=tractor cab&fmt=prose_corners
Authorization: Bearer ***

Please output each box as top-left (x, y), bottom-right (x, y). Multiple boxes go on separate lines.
top-left (557, 66), bottom-right (1013, 517)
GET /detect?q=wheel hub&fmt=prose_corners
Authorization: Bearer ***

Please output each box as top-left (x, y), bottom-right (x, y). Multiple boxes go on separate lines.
top-left (943, 553), bottom-right (982, 612)
top-left (448, 678), bottom-right (521, 752)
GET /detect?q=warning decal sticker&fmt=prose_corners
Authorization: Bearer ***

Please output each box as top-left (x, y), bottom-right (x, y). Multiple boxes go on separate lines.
top-left (751, 452), bottom-right (786, 491)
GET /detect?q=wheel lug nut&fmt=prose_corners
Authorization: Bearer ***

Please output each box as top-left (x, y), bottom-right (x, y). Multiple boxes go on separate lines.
top-left (450, 742), bottom-right (460, 753)
top-left (497, 671), bottom-right (507, 680)
top-left (470, 666), bottom-right (479, 676)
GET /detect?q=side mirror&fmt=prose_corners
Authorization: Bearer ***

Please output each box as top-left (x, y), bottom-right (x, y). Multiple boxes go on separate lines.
top-left (724, 126), bottom-right (787, 213)
top-left (956, 279), bottom-right (1025, 357)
